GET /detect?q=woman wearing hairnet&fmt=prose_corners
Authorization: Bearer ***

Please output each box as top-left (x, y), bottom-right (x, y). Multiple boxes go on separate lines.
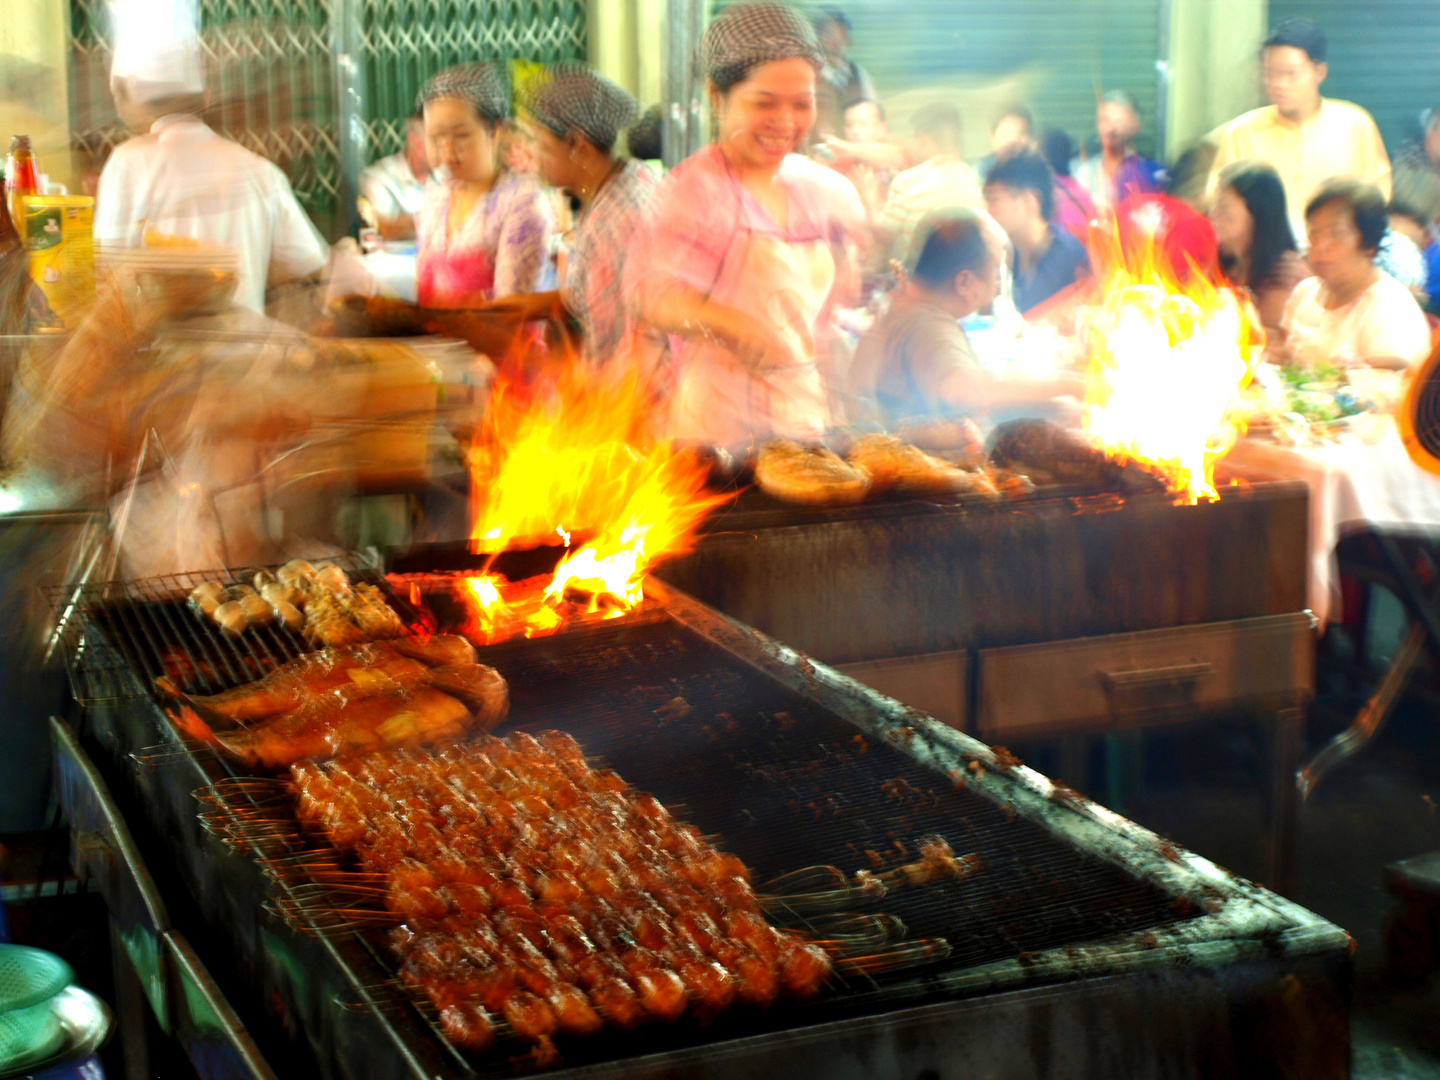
top-left (511, 62), bottom-right (658, 366)
top-left (630, 1), bottom-right (864, 450)
top-left (416, 62), bottom-right (555, 308)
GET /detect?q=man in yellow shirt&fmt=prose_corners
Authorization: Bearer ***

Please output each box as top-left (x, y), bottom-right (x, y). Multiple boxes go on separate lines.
top-left (1210, 18), bottom-right (1390, 245)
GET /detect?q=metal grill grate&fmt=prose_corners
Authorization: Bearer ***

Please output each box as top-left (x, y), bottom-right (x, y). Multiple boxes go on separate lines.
top-left (72, 572), bottom-right (1196, 983)
top-left (48, 554), bottom-right (394, 705)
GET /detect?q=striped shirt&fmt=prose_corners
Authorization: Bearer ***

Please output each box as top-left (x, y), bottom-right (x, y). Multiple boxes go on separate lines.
top-left (563, 158), bottom-right (658, 363)
top-left (878, 155), bottom-right (984, 264)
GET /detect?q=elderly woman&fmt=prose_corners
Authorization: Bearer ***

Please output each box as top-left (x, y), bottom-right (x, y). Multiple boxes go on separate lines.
top-left (509, 61), bottom-right (658, 365)
top-left (630, 1), bottom-right (864, 450)
top-left (1280, 179), bottom-right (1432, 371)
top-left (416, 63), bottom-right (554, 308)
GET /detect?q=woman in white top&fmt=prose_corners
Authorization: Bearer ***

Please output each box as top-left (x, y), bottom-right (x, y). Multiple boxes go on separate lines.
top-left (1281, 178), bottom-right (1432, 371)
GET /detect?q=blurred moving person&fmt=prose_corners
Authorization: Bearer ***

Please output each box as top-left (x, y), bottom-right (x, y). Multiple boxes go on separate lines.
top-left (359, 111), bottom-right (433, 242)
top-left (1388, 161), bottom-right (1440, 314)
top-left (1211, 162), bottom-right (1311, 341)
top-left (627, 106), bottom-right (664, 165)
top-left (1210, 19), bottom-right (1390, 244)
top-left (96, 40), bottom-right (329, 314)
top-left (1395, 107), bottom-right (1440, 182)
top-left (813, 9), bottom-right (875, 139)
top-left (516, 62), bottom-right (657, 365)
top-left (1166, 142), bottom-right (1220, 214)
top-left (1374, 204), bottom-right (1430, 301)
top-left (1040, 127), bottom-right (1097, 242)
top-left (632, 1), bottom-right (863, 450)
top-left (823, 99), bottom-right (893, 220)
top-left (1073, 90), bottom-right (1165, 214)
top-left (878, 102), bottom-right (983, 264)
top-left (416, 63), bottom-right (554, 308)
top-left (977, 106), bottom-right (1036, 180)
top-left (984, 152), bottom-right (1091, 315)
top-left (1280, 180), bottom-right (1430, 372)
top-left (851, 208), bottom-right (1082, 427)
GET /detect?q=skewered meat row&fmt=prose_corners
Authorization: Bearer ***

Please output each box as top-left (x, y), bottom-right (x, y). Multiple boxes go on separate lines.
top-left (291, 732), bottom-right (832, 1050)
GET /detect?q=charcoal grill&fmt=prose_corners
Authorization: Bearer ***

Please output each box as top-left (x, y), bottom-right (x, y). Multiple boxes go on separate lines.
top-left (657, 470), bottom-right (1315, 891)
top-left (52, 560), bottom-right (1349, 1079)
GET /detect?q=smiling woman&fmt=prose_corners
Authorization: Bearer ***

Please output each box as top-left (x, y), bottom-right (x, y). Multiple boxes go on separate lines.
top-left (630, 1), bottom-right (866, 451)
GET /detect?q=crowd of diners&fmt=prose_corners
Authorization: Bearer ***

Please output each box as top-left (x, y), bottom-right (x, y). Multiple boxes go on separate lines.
top-left (93, 4), bottom-right (1440, 454)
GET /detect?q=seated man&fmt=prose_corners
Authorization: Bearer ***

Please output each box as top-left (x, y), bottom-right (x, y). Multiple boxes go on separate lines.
top-left (359, 111), bottom-right (433, 241)
top-left (850, 208), bottom-right (1083, 427)
top-left (983, 152), bottom-right (1092, 314)
top-left (1281, 179), bottom-right (1432, 371)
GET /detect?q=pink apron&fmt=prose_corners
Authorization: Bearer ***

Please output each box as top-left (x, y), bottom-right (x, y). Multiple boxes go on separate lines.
top-left (666, 211), bottom-right (835, 450)
top-left (417, 186), bottom-right (496, 308)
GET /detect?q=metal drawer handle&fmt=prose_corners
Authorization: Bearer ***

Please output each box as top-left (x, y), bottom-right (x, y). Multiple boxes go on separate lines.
top-left (1100, 662), bottom-right (1215, 691)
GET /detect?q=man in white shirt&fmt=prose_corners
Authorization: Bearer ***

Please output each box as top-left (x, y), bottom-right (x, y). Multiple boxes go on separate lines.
top-left (96, 41), bottom-right (329, 314)
top-left (359, 113), bottom-right (433, 241)
top-left (877, 102), bottom-right (984, 265)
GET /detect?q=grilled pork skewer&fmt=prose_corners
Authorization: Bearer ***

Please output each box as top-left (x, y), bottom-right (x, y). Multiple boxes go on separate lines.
top-left (154, 635), bottom-right (478, 724)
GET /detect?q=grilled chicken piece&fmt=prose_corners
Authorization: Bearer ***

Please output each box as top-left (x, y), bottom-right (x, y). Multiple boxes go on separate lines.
top-left (753, 440), bottom-right (870, 506)
top-left (154, 635), bottom-right (477, 724)
top-left (847, 434), bottom-right (992, 497)
top-left (205, 663), bottom-right (508, 768)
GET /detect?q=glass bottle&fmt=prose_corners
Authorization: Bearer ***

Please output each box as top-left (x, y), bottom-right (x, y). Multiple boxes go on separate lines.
top-left (5, 136), bottom-right (42, 241)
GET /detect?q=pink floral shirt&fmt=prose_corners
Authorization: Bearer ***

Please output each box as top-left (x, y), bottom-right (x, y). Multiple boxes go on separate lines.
top-left (416, 171), bottom-right (554, 307)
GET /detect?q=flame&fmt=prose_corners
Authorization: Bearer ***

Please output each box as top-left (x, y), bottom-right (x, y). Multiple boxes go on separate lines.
top-left (1080, 230), bottom-right (1263, 504)
top-left (460, 363), bottom-right (728, 643)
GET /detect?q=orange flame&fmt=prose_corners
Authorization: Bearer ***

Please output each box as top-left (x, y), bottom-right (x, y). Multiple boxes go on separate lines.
top-left (1080, 230), bottom-right (1263, 504)
top-left (461, 364), bottom-right (729, 643)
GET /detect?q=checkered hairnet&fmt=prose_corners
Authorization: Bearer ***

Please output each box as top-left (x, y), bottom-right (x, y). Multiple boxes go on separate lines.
top-left (701, 2), bottom-right (823, 89)
top-left (530, 62), bottom-right (638, 154)
top-left (419, 62), bottom-right (510, 124)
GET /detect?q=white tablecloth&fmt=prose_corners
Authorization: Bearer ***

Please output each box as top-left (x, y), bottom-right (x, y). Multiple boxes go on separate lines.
top-left (1227, 422), bottom-right (1440, 625)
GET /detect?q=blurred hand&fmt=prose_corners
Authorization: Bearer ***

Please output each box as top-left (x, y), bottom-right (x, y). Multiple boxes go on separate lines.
top-left (722, 316), bottom-right (800, 372)
top-left (482, 292), bottom-right (563, 322)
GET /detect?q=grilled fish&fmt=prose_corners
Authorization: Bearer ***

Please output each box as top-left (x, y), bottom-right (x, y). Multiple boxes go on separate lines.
top-left (181, 663), bottom-right (510, 769)
top-left (155, 635), bottom-right (478, 724)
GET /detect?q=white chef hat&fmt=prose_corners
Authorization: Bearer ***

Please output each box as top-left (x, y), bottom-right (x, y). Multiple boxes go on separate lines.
top-left (109, 0), bottom-right (204, 101)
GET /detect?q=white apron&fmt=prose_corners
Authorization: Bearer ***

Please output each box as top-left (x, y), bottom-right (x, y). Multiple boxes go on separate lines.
top-left (666, 206), bottom-right (836, 452)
